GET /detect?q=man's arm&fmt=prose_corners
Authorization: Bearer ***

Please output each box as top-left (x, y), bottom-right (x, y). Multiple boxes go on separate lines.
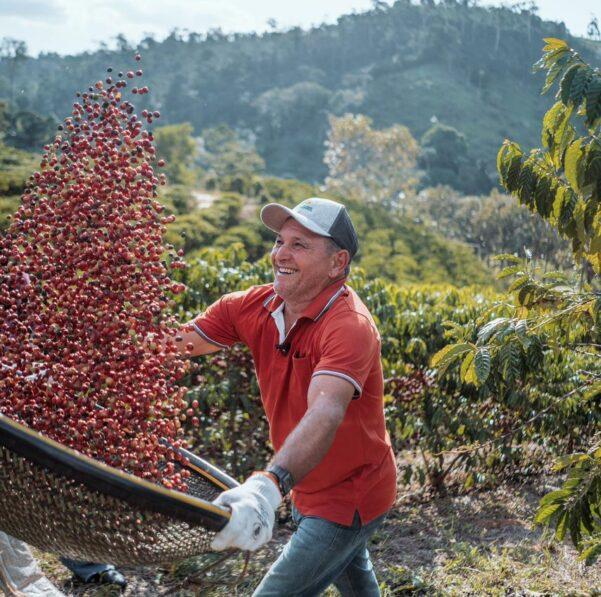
top-left (148, 322), bottom-right (222, 358)
top-left (269, 374), bottom-right (354, 483)
top-left (171, 323), bottom-right (222, 357)
top-left (210, 374), bottom-right (354, 552)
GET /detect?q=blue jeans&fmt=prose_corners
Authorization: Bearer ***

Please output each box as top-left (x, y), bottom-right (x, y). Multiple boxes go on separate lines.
top-left (253, 506), bottom-right (385, 596)
top-left (60, 558), bottom-right (115, 582)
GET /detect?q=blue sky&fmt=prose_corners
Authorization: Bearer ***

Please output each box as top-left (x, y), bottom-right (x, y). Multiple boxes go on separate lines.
top-left (0, 0), bottom-right (596, 57)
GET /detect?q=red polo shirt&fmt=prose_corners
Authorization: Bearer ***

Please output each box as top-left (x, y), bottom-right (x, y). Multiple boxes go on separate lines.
top-left (193, 280), bottom-right (397, 526)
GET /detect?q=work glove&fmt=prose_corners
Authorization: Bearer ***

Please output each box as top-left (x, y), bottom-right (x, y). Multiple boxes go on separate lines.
top-left (211, 473), bottom-right (282, 552)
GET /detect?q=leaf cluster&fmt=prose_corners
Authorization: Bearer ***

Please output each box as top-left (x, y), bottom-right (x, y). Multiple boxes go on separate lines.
top-left (498, 38), bottom-right (601, 271)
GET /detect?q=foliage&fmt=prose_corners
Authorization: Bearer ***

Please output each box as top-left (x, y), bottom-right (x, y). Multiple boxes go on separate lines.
top-left (0, 141), bottom-right (38, 197)
top-left (199, 124), bottom-right (265, 180)
top-left (324, 113), bottom-right (420, 208)
top-left (419, 123), bottom-right (492, 194)
top-left (406, 186), bottom-right (573, 269)
top-left (0, 2), bottom-right (587, 182)
top-left (497, 38), bottom-right (601, 273)
top-left (154, 123), bottom-right (198, 186)
top-left (162, 193), bottom-right (244, 253)
top-left (169, 249), bottom-right (597, 505)
top-left (436, 40), bottom-right (601, 563)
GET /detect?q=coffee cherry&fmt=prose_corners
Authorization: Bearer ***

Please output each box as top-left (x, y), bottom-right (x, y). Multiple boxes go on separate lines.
top-left (0, 53), bottom-right (190, 491)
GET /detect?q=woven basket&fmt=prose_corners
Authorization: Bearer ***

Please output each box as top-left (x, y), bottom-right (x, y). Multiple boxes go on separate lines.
top-left (0, 414), bottom-right (236, 565)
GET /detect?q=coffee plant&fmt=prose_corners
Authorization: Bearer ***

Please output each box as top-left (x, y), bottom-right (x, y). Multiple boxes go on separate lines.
top-left (436, 39), bottom-right (601, 563)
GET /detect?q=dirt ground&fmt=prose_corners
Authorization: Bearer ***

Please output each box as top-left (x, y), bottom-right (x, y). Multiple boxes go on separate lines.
top-left (34, 474), bottom-right (601, 597)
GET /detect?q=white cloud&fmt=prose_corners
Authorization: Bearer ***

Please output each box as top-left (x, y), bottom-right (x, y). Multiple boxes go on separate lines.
top-left (0, 0), bottom-right (65, 22)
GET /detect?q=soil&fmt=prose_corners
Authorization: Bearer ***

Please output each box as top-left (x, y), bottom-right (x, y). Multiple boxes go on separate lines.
top-left (34, 475), bottom-right (601, 596)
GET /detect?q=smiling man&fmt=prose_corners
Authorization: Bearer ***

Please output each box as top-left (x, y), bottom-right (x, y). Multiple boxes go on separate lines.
top-left (177, 197), bottom-right (397, 596)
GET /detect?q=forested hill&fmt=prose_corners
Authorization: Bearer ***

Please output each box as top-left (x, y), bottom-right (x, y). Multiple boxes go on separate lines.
top-left (0, 2), bottom-right (596, 182)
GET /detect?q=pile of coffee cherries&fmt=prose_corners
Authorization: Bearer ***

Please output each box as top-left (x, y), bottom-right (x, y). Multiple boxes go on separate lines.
top-left (0, 54), bottom-right (192, 490)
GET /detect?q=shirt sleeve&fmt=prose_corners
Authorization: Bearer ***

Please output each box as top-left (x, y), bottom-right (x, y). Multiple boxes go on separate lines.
top-left (192, 290), bottom-right (246, 349)
top-left (313, 313), bottom-right (380, 398)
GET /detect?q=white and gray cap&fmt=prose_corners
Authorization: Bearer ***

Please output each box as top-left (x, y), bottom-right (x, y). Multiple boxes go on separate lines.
top-left (260, 197), bottom-right (359, 259)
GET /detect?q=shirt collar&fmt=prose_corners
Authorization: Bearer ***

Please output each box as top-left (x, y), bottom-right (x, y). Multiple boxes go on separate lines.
top-left (263, 279), bottom-right (348, 321)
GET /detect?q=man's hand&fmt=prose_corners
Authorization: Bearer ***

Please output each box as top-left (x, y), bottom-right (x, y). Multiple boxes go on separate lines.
top-left (211, 474), bottom-right (282, 552)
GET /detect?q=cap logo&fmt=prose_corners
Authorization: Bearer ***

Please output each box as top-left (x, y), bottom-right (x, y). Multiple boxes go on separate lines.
top-left (299, 204), bottom-right (313, 212)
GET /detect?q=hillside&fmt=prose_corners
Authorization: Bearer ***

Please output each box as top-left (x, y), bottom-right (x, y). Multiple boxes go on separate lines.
top-left (1, 2), bottom-right (597, 184)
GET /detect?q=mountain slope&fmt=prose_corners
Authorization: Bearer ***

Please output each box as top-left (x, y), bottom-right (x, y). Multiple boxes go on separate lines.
top-left (0, 2), bottom-right (595, 183)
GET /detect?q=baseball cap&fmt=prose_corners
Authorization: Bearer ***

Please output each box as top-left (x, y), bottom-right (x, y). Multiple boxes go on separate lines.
top-left (260, 197), bottom-right (359, 259)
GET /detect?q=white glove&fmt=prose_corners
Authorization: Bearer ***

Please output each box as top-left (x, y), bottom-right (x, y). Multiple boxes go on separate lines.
top-left (211, 474), bottom-right (282, 552)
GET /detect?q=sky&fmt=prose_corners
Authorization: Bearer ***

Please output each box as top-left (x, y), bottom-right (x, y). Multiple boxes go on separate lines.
top-left (0, 0), bottom-right (597, 57)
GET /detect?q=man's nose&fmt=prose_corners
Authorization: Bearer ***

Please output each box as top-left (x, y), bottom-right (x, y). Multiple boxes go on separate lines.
top-left (274, 243), bottom-right (292, 259)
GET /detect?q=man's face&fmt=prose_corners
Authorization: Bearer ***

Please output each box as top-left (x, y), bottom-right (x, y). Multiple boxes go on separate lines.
top-left (270, 218), bottom-right (339, 304)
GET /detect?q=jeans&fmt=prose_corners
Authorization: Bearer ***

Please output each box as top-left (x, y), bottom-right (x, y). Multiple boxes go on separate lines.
top-left (253, 506), bottom-right (385, 596)
top-left (60, 558), bottom-right (115, 582)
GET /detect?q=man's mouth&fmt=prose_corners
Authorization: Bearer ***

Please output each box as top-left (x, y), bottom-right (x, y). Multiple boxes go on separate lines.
top-left (276, 267), bottom-right (298, 275)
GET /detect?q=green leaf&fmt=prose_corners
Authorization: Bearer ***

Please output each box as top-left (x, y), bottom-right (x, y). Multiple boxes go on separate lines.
top-left (541, 102), bottom-right (565, 149)
top-left (540, 488), bottom-right (572, 506)
top-left (568, 65), bottom-right (592, 108)
top-left (477, 317), bottom-right (509, 343)
top-left (543, 38), bottom-right (569, 51)
top-left (573, 199), bottom-right (588, 244)
top-left (492, 254), bottom-right (522, 264)
top-left (556, 511), bottom-right (569, 541)
top-left (431, 343), bottom-right (475, 372)
top-left (534, 175), bottom-right (553, 218)
top-left (583, 381), bottom-right (601, 401)
top-left (498, 265), bottom-right (524, 280)
top-left (474, 347), bottom-right (491, 384)
top-left (558, 187), bottom-right (578, 234)
top-left (535, 503), bottom-right (562, 524)
top-left (581, 542), bottom-right (601, 566)
top-left (559, 63), bottom-right (582, 104)
top-left (508, 275), bottom-right (531, 292)
top-left (460, 350), bottom-right (477, 385)
top-left (407, 337), bottom-right (427, 357)
top-left (542, 54), bottom-right (570, 94)
top-left (464, 472), bottom-right (475, 490)
top-left (500, 341), bottom-right (522, 384)
top-left (564, 139), bottom-right (584, 192)
top-left (517, 162), bottom-right (537, 207)
top-left (585, 75), bottom-right (601, 129)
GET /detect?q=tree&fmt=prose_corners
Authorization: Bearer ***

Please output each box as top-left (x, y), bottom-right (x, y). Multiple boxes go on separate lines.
top-left (154, 123), bottom-right (197, 186)
top-left (0, 38), bottom-right (27, 106)
top-left (199, 124), bottom-right (265, 179)
top-left (436, 39), bottom-right (601, 564)
top-left (419, 123), bottom-right (492, 194)
top-left (4, 109), bottom-right (55, 151)
top-left (587, 15), bottom-right (600, 41)
top-left (324, 113), bottom-right (421, 208)
top-left (409, 186), bottom-right (572, 268)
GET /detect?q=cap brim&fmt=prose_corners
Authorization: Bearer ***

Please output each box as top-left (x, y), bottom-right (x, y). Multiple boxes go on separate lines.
top-left (260, 203), bottom-right (331, 238)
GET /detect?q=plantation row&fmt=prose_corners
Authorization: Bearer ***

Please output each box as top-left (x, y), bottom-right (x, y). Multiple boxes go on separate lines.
top-left (172, 247), bottom-right (598, 499)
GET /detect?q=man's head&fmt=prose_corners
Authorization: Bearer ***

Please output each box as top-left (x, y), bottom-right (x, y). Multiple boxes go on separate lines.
top-left (260, 198), bottom-right (359, 303)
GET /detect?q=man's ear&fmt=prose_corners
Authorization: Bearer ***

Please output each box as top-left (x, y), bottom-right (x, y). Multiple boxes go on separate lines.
top-left (329, 249), bottom-right (350, 278)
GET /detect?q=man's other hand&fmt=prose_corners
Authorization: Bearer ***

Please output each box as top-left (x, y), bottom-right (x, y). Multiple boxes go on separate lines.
top-left (211, 474), bottom-right (282, 552)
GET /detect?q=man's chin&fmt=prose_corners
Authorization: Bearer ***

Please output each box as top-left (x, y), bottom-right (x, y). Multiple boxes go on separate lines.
top-left (273, 278), bottom-right (294, 298)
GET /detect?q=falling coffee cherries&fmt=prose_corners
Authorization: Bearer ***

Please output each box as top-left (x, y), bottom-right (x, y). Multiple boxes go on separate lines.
top-left (0, 54), bottom-right (192, 491)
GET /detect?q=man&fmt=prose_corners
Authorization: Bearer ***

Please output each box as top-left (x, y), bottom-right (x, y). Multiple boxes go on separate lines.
top-left (175, 198), bottom-right (397, 596)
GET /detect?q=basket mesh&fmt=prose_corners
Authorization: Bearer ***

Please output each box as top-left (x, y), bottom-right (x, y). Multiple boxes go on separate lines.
top-left (0, 445), bottom-right (226, 565)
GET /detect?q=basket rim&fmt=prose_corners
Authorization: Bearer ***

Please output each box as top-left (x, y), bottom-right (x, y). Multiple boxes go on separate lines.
top-left (0, 413), bottom-right (232, 530)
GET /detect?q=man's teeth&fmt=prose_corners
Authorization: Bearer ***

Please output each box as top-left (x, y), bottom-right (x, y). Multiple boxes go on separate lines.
top-left (278, 267), bottom-right (297, 274)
